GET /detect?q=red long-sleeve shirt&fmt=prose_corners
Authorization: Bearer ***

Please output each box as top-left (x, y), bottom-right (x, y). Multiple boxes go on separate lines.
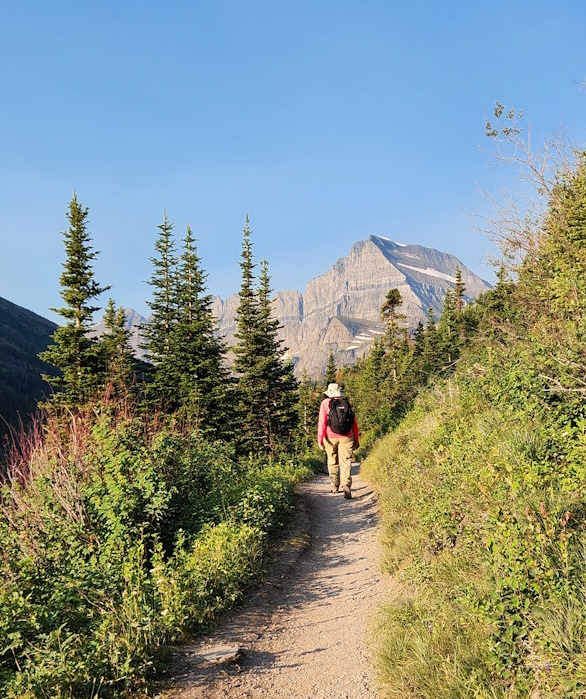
top-left (317, 397), bottom-right (359, 448)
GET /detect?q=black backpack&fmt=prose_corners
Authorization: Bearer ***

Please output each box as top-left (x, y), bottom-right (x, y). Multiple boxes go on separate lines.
top-left (327, 397), bottom-right (355, 434)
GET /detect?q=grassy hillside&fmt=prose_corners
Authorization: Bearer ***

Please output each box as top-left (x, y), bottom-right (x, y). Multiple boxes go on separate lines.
top-left (0, 297), bottom-right (56, 440)
top-left (362, 154), bottom-right (586, 696)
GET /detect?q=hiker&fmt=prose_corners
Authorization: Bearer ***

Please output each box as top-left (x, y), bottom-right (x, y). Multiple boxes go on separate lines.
top-left (317, 383), bottom-right (359, 499)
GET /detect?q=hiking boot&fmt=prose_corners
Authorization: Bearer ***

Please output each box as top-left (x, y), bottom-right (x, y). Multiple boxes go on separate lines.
top-left (343, 486), bottom-right (352, 499)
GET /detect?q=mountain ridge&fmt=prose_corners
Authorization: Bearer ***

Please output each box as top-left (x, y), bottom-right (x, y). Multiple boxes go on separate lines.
top-left (212, 235), bottom-right (491, 376)
top-left (0, 296), bottom-right (57, 443)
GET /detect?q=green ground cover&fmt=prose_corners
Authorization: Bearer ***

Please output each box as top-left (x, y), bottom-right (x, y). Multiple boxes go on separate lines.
top-left (0, 407), bottom-right (317, 698)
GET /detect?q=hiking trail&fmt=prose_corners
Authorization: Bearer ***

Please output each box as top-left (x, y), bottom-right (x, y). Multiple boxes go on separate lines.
top-left (160, 465), bottom-right (392, 699)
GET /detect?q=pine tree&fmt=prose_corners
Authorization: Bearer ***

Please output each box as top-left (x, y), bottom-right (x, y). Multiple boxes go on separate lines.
top-left (297, 369), bottom-right (320, 452)
top-left (233, 217), bottom-right (298, 453)
top-left (438, 286), bottom-right (458, 365)
top-left (412, 320), bottom-right (426, 357)
top-left (100, 298), bottom-right (135, 394)
top-left (233, 215), bottom-right (265, 451)
top-left (256, 258), bottom-right (298, 452)
top-left (40, 194), bottom-right (109, 407)
top-left (325, 348), bottom-right (337, 386)
top-left (421, 307), bottom-right (441, 377)
top-left (454, 267), bottom-right (466, 313)
top-left (360, 336), bottom-right (386, 429)
top-left (380, 288), bottom-right (405, 380)
top-left (172, 225), bottom-right (232, 436)
top-left (142, 212), bottom-right (178, 406)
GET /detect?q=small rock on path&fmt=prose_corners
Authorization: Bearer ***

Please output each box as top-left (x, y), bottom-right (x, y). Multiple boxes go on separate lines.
top-left (161, 465), bottom-right (392, 699)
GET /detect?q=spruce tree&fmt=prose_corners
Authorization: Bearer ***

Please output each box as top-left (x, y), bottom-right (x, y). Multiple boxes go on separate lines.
top-left (421, 307), bottom-right (440, 377)
top-left (325, 348), bottom-right (337, 386)
top-left (454, 267), bottom-right (466, 313)
top-left (257, 258), bottom-right (298, 449)
top-left (380, 288), bottom-right (405, 380)
top-left (233, 218), bottom-right (298, 453)
top-left (40, 194), bottom-right (109, 407)
top-left (233, 215), bottom-right (265, 451)
top-left (438, 286), bottom-right (458, 365)
top-left (412, 321), bottom-right (426, 357)
top-left (360, 336), bottom-right (386, 429)
top-left (297, 369), bottom-right (320, 452)
top-left (142, 212), bottom-right (178, 406)
top-left (172, 225), bottom-right (232, 435)
top-left (100, 298), bottom-right (135, 394)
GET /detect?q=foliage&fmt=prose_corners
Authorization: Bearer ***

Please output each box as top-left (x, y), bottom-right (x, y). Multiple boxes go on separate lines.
top-left (233, 218), bottom-right (299, 454)
top-left (0, 402), bottom-right (312, 698)
top-left (39, 194), bottom-right (110, 407)
top-left (362, 148), bottom-right (586, 695)
top-left (324, 348), bottom-right (337, 386)
top-left (343, 283), bottom-right (474, 447)
top-left (141, 216), bottom-right (233, 436)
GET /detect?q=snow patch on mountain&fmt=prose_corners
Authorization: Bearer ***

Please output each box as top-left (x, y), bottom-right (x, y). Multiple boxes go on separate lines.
top-left (395, 263), bottom-right (457, 284)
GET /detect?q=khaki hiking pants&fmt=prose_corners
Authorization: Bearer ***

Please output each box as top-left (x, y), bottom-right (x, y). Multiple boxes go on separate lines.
top-left (324, 435), bottom-right (354, 490)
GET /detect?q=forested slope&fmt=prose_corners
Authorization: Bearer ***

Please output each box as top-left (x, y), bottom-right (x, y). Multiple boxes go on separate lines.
top-left (0, 297), bottom-right (56, 440)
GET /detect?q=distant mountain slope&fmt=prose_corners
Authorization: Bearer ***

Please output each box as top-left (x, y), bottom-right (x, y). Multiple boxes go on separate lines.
top-left (92, 236), bottom-right (491, 380)
top-left (213, 235), bottom-right (491, 377)
top-left (89, 308), bottom-right (148, 359)
top-left (0, 296), bottom-right (57, 441)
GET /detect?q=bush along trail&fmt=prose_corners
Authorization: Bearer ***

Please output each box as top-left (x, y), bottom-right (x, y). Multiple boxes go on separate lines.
top-left (0, 405), bottom-right (318, 698)
top-left (0, 199), bottom-right (320, 697)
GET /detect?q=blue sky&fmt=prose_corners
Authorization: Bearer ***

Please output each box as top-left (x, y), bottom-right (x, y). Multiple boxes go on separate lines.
top-left (1, 1), bottom-right (585, 322)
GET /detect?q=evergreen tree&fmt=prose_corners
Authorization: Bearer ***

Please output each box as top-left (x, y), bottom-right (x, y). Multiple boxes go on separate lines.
top-left (297, 369), bottom-right (320, 452)
top-left (360, 336), bottom-right (386, 429)
top-left (325, 348), bottom-right (337, 386)
top-left (380, 288), bottom-right (405, 380)
top-left (142, 212), bottom-right (178, 406)
top-left (421, 307), bottom-right (441, 377)
top-left (100, 298), bottom-right (135, 394)
top-left (412, 320), bottom-right (426, 357)
top-left (256, 258), bottom-right (298, 452)
top-left (454, 266), bottom-right (466, 313)
top-left (40, 194), bottom-right (109, 407)
top-left (233, 218), bottom-right (298, 453)
top-left (233, 216), bottom-right (265, 451)
top-left (172, 225), bottom-right (232, 435)
top-left (438, 286), bottom-right (458, 365)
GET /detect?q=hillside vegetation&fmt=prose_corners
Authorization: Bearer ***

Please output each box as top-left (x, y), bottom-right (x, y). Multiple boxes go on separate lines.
top-left (355, 135), bottom-right (586, 694)
top-left (0, 204), bottom-right (322, 698)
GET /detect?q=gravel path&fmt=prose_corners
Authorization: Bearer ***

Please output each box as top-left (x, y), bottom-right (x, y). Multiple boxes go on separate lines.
top-left (160, 465), bottom-right (391, 699)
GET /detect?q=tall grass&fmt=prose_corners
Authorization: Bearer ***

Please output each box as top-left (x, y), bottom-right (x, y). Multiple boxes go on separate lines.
top-left (364, 364), bottom-right (586, 697)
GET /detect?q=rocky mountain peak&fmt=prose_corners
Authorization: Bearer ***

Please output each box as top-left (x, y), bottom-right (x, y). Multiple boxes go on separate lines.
top-left (93, 236), bottom-right (491, 379)
top-left (212, 235), bottom-right (490, 378)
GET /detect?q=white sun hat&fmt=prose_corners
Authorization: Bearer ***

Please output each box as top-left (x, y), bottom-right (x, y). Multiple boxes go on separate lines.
top-left (324, 383), bottom-right (342, 398)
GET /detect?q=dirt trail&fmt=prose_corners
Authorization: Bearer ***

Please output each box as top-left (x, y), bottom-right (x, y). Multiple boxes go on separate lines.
top-left (160, 465), bottom-right (392, 699)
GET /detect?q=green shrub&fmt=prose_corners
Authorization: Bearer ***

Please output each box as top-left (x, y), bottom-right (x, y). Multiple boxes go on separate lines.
top-left (364, 365), bottom-right (586, 697)
top-left (0, 407), bottom-right (312, 697)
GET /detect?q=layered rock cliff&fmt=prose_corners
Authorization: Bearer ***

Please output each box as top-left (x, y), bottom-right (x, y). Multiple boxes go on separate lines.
top-left (212, 235), bottom-right (491, 377)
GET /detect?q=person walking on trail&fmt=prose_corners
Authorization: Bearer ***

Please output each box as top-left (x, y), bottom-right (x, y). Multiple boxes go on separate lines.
top-left (317, 383), bottom-right (359, 499)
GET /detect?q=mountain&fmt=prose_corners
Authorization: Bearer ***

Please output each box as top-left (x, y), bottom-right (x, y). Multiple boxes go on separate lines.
top-left (0, 296), bottom-right (57, 442)
top-left (89, 308), bottom-right (148, 358)
top-left (90, 236), bottom-right (491, 379)
top-left (0, 236), bottom-right (491, 437)
top-left (213, 235), bottom-right (491, 377)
